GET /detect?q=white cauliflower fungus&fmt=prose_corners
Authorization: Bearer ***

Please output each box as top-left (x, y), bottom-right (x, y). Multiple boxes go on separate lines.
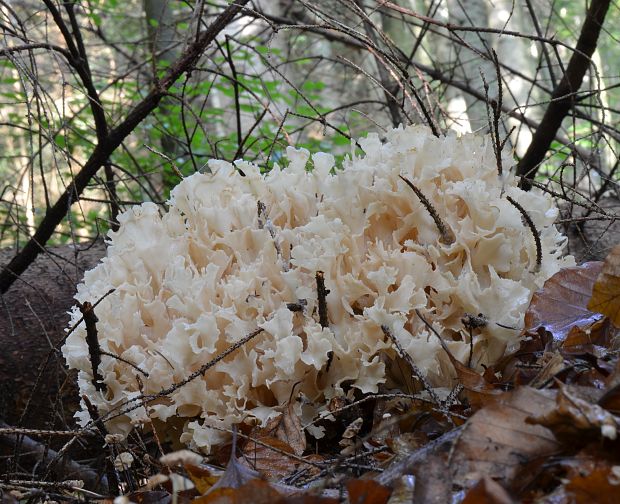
top-left (63, 125), bottom-right (574, 451)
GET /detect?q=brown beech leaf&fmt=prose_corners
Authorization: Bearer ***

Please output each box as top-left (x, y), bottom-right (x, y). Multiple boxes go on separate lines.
top-left (241, 436), bottom-right (299, 480)
top-left (525, 262), bottom-right (603, 341)
top-left (543, 455), bottom-right (620, 504)
top-left (527, 352), bottom-right (566, 389)
top-left (447, 351), bottom-right (504, 408)
top-left (207, 450), bottom-right (260, 494)
top-left (526, 383), bottom-right (620, 442)
top-left (588, 244), bottom-right (620, 327)
top-left (462, 477), bottom-right (515, 504)
top-left (192, 479), bottom-right (338, 504)
top-left (450, 387), bottom-right (561, 490)
top-left (412, 452), bottom-right (451, 504)
top-left (274, 403), bottom-right (307, 456)
top-left (561, 318), bottom-right (614, 352)
top-left (255, 403), bottom-right (306, 457)
top-left (346, 479), bottom-right (392, 504)
top-left (185, 463), bottom-right (222, 495)
top-left (599, 382), bottom-right (620, 415)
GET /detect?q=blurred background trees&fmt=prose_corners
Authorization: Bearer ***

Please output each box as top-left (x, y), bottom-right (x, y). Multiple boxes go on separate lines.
top-left (0, 0), bottom-right (618, 280)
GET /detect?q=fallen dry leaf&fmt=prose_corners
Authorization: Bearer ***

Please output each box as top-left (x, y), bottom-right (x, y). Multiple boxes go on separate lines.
top-left (258, 402), bottom-right (307, 457)
top-left (527, 352), bottom-right (566, 389)
top-left (192, 479), bottom-right (338, 504)
top-left (241, 436), bottom-right (301, 480)
top-left (412, 452), bottom-right (451, 503)
top-left (185, 463), bottom-right (222, 495)
top-left (340, 417), bottom-right (365, 454)
top-left (599, 354), bottom-right (620, 406)
top-left (589, 244), bottom-right (620, 327)
top-left (561, 318), bottom-right (614, 352)
top-left (450, 387), bottom-right (561, 491)
top-left (203, 434), bottom-right (261, 496)
top-left (277, 410), bottom-right (307, 456)
top-left (599, 382), bottom-right (620, 415)
top-left (449, 351), bottom-right (505, 408)
top-left (370, 397), bottom-right (405, 443)
top-left (342, 417), bottom-right (364, 440)
top-left (526, 383), bottom-right (620, 441)
top-left (525, 262), bottom-right (603, 341)
top-left (192, 479), bottom-right (280, 504)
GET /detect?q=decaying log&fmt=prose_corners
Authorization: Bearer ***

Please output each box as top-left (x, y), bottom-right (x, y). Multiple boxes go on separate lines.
top-left (0, 240), bottom-right (105, 428)
top-left (562, 196), bottom-right (620, 263)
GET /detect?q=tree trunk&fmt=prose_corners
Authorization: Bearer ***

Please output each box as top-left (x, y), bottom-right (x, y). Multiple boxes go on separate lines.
top-left (144, 0), bottom-right (182, 180)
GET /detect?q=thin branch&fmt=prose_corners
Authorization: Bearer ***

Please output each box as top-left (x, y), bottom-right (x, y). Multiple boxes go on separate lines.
top-left (315, 271), bottom-right (330, 329)
top-left (506, 195), bottom-right (543, 271)
top-left (353, 0), bottom-right (402, 127)
top-left (0, 420), bottom-right (105, 491)
top-left (316, 271), bottom-right (333, 371)
top-left (98, 327), bottom-right (265, 425)
top-left (399, 175), bottom-right (455, 244)
top-left (80, 301), bottom-right (106, 392)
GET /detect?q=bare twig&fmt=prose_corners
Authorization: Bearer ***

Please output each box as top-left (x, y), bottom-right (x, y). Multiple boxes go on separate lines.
top-left (97, 327), bottom-right (265, 426)
top-left (399, 175), bottom-right (455, 245)
top-left (315, 271), bottom-right (330, 329)
top-left (506, 195), bottom-right (543, 270)
top-left (0, 420), bottom-right (106, 491)
top-left (316, 270), bottom-right (333, 371)
top-left (80, 301), bottom-right (105, 392)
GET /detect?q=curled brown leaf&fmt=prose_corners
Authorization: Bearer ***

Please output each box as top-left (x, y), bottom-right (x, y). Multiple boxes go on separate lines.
top-left (525, 262), bottom-right (603, 341)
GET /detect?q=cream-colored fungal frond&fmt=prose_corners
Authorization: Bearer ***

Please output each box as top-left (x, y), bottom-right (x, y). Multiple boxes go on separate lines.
top-left (63, 125), bottom-right (574, 451)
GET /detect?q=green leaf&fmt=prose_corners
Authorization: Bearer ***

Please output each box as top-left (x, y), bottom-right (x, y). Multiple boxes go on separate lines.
top-left (54, 135), bottom-right (66, 149)
top-left (333, 135), bottom-right (351, 146)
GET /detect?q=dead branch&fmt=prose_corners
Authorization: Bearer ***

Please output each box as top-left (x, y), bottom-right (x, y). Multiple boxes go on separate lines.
top-left (0, 420), bottom-right (106, 492)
